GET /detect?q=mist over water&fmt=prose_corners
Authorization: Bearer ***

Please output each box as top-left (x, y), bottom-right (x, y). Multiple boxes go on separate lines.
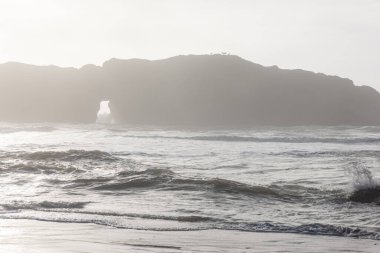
top-left (0, 124), bottom-right (379, 239)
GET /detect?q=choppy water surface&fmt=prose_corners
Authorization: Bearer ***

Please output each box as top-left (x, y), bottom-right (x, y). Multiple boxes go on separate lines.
top-left (0, 123), bottom-right (379, 239)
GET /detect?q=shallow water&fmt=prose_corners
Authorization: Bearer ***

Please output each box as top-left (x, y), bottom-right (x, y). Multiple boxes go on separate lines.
top-left (0, 123), bottom-right (379, 239)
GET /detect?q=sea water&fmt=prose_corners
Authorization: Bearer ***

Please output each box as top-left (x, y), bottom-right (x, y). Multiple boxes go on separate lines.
top-left (0, 123), bottom-right (379, 239)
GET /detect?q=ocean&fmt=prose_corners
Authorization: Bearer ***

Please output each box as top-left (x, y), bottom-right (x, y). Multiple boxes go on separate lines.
top-left (0, 123), bottom-right (379, 240)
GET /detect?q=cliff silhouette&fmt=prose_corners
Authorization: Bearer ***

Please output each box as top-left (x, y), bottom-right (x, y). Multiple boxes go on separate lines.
top-left (0, 54), bottom-right (379, 126)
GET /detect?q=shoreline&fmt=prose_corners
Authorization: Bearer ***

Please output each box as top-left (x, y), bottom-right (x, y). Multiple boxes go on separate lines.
top-left (0, 219), bottom-right (378, 252)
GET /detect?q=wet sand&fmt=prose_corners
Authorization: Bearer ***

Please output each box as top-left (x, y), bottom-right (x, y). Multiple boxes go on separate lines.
top-left (0, 219), bottom-right (378, 252)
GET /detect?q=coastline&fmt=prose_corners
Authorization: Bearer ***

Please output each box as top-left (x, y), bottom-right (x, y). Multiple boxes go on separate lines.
top-left (0, 219), bottom-right (378, 252)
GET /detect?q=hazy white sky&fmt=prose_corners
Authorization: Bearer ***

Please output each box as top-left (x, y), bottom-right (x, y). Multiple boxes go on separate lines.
top-left (0, 0), bottom-right (379, 90)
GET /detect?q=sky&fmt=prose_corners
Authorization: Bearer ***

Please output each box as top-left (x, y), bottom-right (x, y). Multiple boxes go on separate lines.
top-left (0, 0), bottom-right (379, 90)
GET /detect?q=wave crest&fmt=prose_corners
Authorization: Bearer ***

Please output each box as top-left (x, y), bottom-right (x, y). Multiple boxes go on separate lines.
top-left (23, 150), bottom-right (117, 162)
top-left (1, 201), bottom-right (90, 210)
top-left (233, 222), bottom-right (379, 239)
top-left (346, 162), bottom-right (380, 204)
top-left (2, 163), bottom-right (82, 175)
top-left (91, 168), bottom-right (281, 198)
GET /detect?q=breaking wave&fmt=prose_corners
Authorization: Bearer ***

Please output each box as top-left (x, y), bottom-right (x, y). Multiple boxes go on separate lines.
top-left (1, 201), bottom-right (89, 210)
top-left (0, 162), bottom-right (350, 203)
top-left (347, 163), bottom-right (380, 204)
top-left (88, 169), bottom-right (282, 198)
top-left (11, 150), bottom-right (118, 162)
top-left (230, 222), bottom-right (380, 239)
top-left (0, 163), bottom-right (83, 175)
top-left (0, 213), bottom-right (378, 240)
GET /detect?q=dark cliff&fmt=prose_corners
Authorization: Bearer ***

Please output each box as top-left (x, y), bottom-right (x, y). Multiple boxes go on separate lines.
top-left (0, 54), bottom-right (379, 126)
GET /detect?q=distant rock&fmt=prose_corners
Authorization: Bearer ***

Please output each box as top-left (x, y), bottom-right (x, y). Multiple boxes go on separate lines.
top-left (349, 186), bottom-right (380, 205)
top-left (102, 55), bottom-right (380, 126)
top-left (0, 54), bottom-right (379, 126)
top-left (0, 62), bottom-right (102, 123)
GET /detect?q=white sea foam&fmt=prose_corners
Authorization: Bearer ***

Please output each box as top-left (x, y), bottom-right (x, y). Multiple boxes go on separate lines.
top-left (346, 162), bottom-right (378, 190)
